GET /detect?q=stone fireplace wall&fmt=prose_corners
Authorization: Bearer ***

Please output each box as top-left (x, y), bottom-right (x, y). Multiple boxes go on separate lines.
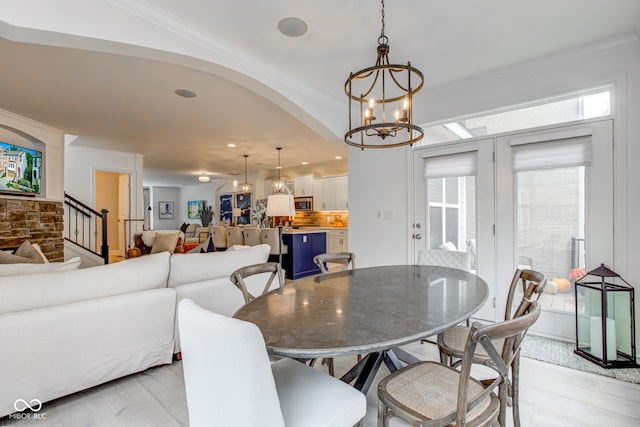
top-left (0, 197), bottom-right (64, 262)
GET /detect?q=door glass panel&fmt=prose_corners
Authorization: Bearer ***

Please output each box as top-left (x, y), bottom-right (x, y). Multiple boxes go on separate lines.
top-left (427, 176), bottom-right (476, 268)
top-left (429, 205), bottom-right (443, 248)
top-left (516, 166), bottom-right (586, 312)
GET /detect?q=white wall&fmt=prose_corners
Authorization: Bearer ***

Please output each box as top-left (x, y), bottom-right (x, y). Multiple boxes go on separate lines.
top-left (64, 142), bottom-right (144, 219)
top-left (179, 182), bottom-right (217, 225)
top-left (349, 146), bottom-right (411, 267)
top-left (150, 186), bottom-right (180, 230)
top-left (0, 108), bottom-right (64, 200)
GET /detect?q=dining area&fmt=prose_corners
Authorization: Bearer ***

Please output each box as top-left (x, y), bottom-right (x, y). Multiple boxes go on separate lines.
top-left (178, 251), bottom-right (545, 427)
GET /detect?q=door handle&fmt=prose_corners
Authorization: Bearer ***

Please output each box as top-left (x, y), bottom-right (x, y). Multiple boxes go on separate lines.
top-left (413, 234), bottom-right (422, 240)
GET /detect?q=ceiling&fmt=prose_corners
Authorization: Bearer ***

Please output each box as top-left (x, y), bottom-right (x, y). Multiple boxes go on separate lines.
top-left (0, 0), bottom-right (638, 186)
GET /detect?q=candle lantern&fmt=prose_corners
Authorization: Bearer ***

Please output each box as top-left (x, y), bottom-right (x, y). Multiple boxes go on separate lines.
top-left (574, 264), bottom-right (638, 368)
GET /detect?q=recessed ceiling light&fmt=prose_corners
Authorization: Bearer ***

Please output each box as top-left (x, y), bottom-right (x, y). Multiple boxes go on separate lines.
top-left (175, 89), bottom-right (197, 98)
top-left (278, 17), bottom-right (308, 37)
top-left (301, 161), bottom-right (308, 165)
top-left (335, 156), bottom-right (342, 160)
top-left (227, 143), bottom-right (236, 148)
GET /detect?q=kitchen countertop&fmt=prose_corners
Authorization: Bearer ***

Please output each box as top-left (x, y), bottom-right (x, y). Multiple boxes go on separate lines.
top-left (282, 229), bottom-right (328, 234)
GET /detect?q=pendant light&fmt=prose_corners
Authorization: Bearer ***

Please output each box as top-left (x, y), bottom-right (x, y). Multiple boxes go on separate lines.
top-left (271, 147), bottom-right (286, 193)
top-left (345, 0), bottom-right (424, 149)
top-left (240, 154), bottom-right (252, 194)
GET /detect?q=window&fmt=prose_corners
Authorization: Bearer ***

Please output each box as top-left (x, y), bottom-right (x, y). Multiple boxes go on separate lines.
top-left (424, 152), bottom-right (477, 256)
top-left (417, 89), bottom-right (611, 146)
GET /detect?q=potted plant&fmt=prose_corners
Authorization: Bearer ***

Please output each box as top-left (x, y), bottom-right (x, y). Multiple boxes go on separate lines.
top-left (198, 201), bottom-right (214, 227)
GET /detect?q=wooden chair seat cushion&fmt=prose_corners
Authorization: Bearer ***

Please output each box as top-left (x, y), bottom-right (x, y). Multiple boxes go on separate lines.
top-left (379, 361), bottom-right (497, 424)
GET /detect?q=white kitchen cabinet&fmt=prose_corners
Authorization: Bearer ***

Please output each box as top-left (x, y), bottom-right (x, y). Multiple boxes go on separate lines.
top-left (328, 229), bottom-right (348, 252)
top-left (313, 179), bottom-right (325, 210)
top-left (335, 176), bottom-right (348, 210)
top-left (294, 174), bottom-right (314, 197)
top-left (312, 175), bottom-right (348, 211)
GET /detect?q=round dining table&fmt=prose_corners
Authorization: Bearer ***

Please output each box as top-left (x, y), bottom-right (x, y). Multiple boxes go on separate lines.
top-left (234, 264), bottom-right (489, 393)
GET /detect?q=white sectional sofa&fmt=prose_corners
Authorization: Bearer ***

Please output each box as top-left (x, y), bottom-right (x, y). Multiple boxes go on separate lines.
top-left (0, 244), bottom-right (270, 418)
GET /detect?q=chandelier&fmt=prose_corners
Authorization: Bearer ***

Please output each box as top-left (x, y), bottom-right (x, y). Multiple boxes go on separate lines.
top-left (344, 0), bottom-right (424, 149)
top-left (240, 154), bottom-right (252, 194)
top-left (271, 147), bottom-right (287, 193)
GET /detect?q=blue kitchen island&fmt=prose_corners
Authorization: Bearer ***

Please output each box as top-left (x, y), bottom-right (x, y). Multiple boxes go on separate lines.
top-left (281, 230), bottom-right (327, 280)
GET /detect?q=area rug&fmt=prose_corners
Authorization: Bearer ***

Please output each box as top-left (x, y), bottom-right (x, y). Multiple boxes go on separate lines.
top-left (521, 335), bottom-right (640, 384)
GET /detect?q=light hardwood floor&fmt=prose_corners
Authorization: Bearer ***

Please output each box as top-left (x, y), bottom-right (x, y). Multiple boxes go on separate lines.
top-left (2, 341), bottom-right (639, 426)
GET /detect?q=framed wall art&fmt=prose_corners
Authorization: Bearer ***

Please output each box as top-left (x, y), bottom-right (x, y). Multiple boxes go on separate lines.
top-left (158, 201), bottom-right (174, 220)
top-left (187, 200), bottom-right (203, 219)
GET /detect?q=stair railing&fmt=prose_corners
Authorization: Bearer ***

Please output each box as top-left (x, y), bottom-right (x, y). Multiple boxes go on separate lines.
top-left (64, 192), bottom-right (109, 264)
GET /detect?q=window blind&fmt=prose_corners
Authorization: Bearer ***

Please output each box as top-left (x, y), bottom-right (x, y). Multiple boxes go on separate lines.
top-left (512, 136), bottom-right (592, 171)
top-left (424, 151), bottom-right (477, 179)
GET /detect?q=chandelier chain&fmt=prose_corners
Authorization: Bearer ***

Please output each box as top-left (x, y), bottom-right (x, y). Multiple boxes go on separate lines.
top-left (380, 0), bottom-right (385, 38)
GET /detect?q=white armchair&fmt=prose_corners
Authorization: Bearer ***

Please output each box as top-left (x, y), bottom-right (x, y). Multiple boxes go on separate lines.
top-left (178, 299), bottom-right (366, 427)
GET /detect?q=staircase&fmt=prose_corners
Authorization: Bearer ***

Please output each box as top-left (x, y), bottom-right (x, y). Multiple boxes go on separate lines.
top-left (63, 192), bottom-right (109, 265)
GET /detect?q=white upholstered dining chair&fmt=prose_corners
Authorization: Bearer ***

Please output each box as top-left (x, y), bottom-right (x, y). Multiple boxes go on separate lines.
top-left (178, 299), bottom-right (366, 427)
top-left (417, 248), bottom-right (472, 271)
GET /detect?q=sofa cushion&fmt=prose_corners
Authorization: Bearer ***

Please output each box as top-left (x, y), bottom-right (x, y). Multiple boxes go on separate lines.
top-left (0, 257), bottom-right (81, 277)
top-left (168, 244), bottom-right (270, 288)
top-left (0, 252), bottom-right (171, 315)
top-left (151, 231), bottom-right (181, 254)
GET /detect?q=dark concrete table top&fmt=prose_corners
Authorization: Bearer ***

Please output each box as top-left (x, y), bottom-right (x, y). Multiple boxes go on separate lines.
top-left (234, 265), bottom-right (489, 359)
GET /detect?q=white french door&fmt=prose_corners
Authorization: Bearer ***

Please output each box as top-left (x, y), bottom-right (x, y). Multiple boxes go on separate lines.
top-left (496, 120), bottom-right (613, 338)
top-left (413, 138), bottom-right (496, 322)
top-left (413, 120), bottom-right (613, 337)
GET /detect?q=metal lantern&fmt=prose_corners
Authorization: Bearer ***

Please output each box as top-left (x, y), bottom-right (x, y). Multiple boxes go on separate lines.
top-left (574, 264), bottom-right (638, 368)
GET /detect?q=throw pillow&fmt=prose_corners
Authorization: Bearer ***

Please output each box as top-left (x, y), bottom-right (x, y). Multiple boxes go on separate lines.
top-left (226, 245), bottom-right (251, 251)
top-left (150, 231), bottom-right (180, 254)
top-left (141, 230), bottom-right (157, 247)
top-left (14, 239), bottom-right (33, 258)
top-left (0, 251), bottom-right (36, 264)
top-left (30, 243), bottom-right (49, 263)
top-left (180, 222), bottom-right (189, 233)
top-left (187, 236), bottom-right (216, 253)
top-left (14, 240), bottom-right (46, 263)
top-left (201, 236), bottom-right (216, 253)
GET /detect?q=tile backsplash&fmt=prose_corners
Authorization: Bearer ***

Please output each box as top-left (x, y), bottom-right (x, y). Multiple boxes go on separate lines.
top-left (292, 211), bottom-right (348, 228)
